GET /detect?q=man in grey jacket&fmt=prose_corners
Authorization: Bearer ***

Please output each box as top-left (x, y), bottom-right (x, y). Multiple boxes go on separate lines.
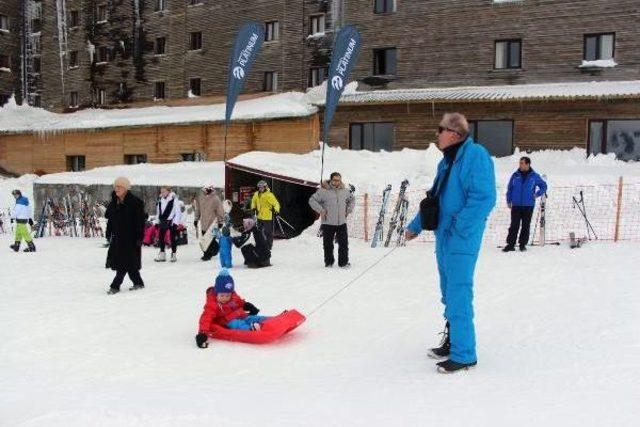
top-left (309, 172), bottom-right (355, 268)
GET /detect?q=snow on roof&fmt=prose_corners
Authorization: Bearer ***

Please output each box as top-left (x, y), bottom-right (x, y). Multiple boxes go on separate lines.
top-left (313, 80), bottom-right (640, 105)
top-left (0, 92), bottom-right (318, 135)
top-left (36, 161), bottom-right (225, 188)
top-left (229, 144), bottom-right (640, 194)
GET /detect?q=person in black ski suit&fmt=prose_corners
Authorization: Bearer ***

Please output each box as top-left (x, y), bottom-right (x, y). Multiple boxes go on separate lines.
top-left (105, 177), bottom-right (147, 294)
top-left (228, 204), bottom-right (271, 268)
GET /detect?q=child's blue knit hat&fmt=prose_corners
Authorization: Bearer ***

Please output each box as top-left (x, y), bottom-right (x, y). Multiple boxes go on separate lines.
top-left (214, 268), bottom-right (235, 293)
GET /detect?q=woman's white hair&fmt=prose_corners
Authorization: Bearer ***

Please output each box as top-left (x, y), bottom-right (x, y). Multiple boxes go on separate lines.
top-left (113, 176), bottom-right (131, 190)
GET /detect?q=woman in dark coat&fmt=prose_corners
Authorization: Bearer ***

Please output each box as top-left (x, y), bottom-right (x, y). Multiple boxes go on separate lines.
top-left (106, 177), bottom-right (147, 294)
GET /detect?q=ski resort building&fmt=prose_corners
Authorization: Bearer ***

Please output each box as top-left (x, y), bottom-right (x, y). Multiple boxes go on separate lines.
top-left (0, 92), bottom-right (319, 175)
top-left (0, 0), bottom-right (20, 106)
top-left (1, 0), bottom-right (639, 163)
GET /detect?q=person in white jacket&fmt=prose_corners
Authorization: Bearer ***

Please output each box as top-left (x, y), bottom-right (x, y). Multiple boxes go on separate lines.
top-left (9, 189), bottom-right (36, 252)
top-left (154, 186), bottom-right (182, 262)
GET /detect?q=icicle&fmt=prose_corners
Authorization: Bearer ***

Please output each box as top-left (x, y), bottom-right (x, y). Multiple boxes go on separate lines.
top-left (55, 0), bottom-right (68, 96)
top-left (86, 40), bottom-right (95, 63)
top-left (332, 0), bottom-right (343, 32)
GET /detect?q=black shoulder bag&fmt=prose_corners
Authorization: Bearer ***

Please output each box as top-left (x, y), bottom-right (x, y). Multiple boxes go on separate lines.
top-left (419, 162), bottom-right (453, 231)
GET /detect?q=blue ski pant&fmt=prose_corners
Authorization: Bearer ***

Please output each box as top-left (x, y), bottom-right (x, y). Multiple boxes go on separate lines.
top-left (435, 238), bottom-right (479, 364)
top-left (219, 235), bottom-right (232, 268)
top-left (226, 315), bottom-right (269, 331)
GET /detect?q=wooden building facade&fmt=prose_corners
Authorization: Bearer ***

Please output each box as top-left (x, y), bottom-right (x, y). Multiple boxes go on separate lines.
top-left (0, 114), bottom-right (319, 175)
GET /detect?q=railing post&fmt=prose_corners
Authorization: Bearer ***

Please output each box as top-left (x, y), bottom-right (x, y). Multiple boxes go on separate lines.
top-left (614, 176), bottom-right (623, 242)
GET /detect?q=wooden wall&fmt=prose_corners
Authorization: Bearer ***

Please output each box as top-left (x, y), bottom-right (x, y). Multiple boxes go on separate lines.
top-left (0, 115), bottom-right (319, 175)
top-left (326, 98), bottom-right (640, 153)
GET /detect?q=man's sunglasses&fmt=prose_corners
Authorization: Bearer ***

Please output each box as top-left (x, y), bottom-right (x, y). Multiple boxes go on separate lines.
top-left (437, 126), bottom-right (462, 136)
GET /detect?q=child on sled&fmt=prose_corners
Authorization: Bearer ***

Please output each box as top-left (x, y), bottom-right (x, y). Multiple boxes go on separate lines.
top-left (195, 269), bottom-right (270, 348)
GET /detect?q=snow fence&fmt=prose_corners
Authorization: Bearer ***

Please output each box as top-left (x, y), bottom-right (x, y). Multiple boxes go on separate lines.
top-left (347, 178), bottom-right (640, 245)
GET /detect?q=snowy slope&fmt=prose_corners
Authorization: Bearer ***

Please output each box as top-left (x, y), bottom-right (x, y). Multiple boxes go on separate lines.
top-left (0, 232), bottom-right (638, 426)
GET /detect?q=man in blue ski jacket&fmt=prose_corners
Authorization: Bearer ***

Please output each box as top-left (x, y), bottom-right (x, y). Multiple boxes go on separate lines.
top-left (405, 113), bottom-right (496, 373)
top-left (503, 157), bottom-right (547, 252)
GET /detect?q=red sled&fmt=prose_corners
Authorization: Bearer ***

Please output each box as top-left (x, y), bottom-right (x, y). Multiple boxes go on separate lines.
top-left (142, 223), bottom-right (188, 246)
top-left (142, 223), bottom-right (158, 246)
top-left (207, 310), bottom-right (306, 344)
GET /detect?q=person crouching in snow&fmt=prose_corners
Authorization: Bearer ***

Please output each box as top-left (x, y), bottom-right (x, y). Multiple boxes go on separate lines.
top-left (9, 189), bottom-right (36, 252)
top-left (195, 269), bottom-right (266, 348)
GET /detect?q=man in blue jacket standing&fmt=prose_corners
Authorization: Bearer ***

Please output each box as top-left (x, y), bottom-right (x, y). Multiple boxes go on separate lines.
top-left (406, 113), bottom-right (496, 373)
top-left (503, 157), bottom-right (547, 252)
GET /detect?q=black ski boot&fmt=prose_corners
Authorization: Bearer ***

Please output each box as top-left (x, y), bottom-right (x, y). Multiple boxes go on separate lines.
top-left (129, 284), bottom-right (145, 291)
top-left (9, 242), bottom-right (20, 252)
top-left (519, 244), bottom-right (527, 252)
top-left (107, 288), bottom-right (120, 295)
top-left (23, 242), bottom-right (36, 252)
top-left (427, 322), bottom-right (450, 360)
top-left (502, 245), bottom-right (515, 252)
top-left (436, 359), bottom-right (477, 374)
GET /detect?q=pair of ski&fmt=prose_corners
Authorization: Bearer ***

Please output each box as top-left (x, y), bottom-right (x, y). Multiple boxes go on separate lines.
top-left (371, 180), bottom-right (410, 248)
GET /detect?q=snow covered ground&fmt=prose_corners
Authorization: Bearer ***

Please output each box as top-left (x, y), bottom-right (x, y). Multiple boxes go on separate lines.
top-left (1, 228), bottom-right (639, 426)
top-left (37, 162), bottom-right (225, 188)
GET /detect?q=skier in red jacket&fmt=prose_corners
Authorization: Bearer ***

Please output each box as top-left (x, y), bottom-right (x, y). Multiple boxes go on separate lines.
top-left (195, 269), bottom-right (267, 348)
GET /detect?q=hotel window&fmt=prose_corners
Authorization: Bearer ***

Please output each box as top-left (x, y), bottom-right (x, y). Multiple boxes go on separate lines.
top-left (69, 91), bottom-right (79, 108)
top-left (263, 72), bottom-right (278, 92)
top-left (154, 81), bottom-right (166, 100)
top-left (350, 123), bottom-right (395, 151)
top-left (96, 46), bottom-right (109, 63)
top-left (495, 39), bottom-right (521, 69)
top-left (189, 78), bottom-right (202, 96)
top-left (155, 37), bottom-right (166, 55)
top-left (96, 5), bottom-right (107, 23)
top-left (584, 33), bottom-right (615, 61)
top-left (374, 0), bottom-right (396, 13)
top-left (309, 67), bottom-right (327, 87)
top-left (309, 14), bottom-right (325, 35)
top-left (66, 156), bottom-right (86, 172)
top-left (0, 55), bottom-right (10, 70)
top-left (125, 154), bottom-right (147, 164)
top-left (589, 120), bottom-right (640, 161)
top-left (69, 51), bottom-right (79, 68)
top-left (96, 88), bottom-right (107, 105)
top-left (68, 10), bottom-right (79, 28)
top-left (373, 48), bottom-right (397, 75)
top-left (1, 14), bottom-right (10, 31)
top-left (189, 32), bottom-right (202, 50)
top-left (468, 120), bottom-right (514, 157)
top-left (265, 21), bottom-right (279, 41)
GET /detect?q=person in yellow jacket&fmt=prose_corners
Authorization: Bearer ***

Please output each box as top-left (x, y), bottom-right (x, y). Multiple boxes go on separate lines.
top-left (250, 180), bottom-right (280, 250)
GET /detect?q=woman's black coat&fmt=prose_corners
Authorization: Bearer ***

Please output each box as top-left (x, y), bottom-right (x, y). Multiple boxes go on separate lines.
top-left (105, 191), bottom-right (146, 271)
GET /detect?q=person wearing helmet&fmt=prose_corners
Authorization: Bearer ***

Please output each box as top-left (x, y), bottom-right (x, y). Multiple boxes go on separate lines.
top-left (9, 189), bottom-right (36, 253)
top-left (250, 180), bottom-right (280, 250)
